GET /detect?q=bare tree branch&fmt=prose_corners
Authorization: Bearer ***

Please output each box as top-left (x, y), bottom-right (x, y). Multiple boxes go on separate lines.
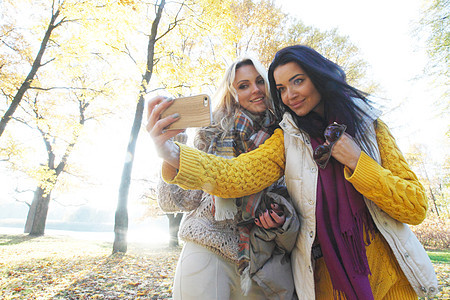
top-left (155, 0), bottom-right (187, 43)
top-left (29, 86), bottom-right (105, 94)
top-left (40, 58), bottom-right (56, 67)
top-left (14, 198), bottom-right (31, 208)
top-left (1, 40), bottom-right (22, 52)
top-left (123, 44), bottom-right (138, 65)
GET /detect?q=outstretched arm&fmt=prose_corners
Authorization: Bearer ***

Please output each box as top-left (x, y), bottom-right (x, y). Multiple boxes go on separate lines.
top-left (162, 129), bottom-right (286, 198)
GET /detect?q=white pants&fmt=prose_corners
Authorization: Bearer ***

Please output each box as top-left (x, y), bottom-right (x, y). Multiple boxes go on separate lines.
top-left (172, 242), bottom-right (266, 300)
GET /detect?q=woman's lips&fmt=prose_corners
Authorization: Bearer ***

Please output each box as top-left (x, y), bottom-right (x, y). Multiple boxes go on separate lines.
top-left (250, 97), bottom-right (264, 103)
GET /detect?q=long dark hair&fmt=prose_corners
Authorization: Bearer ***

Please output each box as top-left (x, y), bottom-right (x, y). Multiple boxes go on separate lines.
top-left (268, 45), bottom-right (372, 139)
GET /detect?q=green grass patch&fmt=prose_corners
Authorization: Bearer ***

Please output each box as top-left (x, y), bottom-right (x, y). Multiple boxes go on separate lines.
top-left (427, 249), bottom-right (450, 264)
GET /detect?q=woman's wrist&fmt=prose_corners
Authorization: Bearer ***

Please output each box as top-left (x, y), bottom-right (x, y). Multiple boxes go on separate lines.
top-left (158, 140), bottom-right (181, 169)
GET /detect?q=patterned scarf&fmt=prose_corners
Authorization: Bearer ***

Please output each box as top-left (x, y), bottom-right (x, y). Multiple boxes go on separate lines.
top-left (206, 109), bottom-right (276, 278)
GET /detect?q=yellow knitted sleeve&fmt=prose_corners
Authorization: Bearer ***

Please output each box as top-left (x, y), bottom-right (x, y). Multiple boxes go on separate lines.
top-left (344, 120), bottom-right (428, 225)
top-left (162, 128), bottom-right (286, 198)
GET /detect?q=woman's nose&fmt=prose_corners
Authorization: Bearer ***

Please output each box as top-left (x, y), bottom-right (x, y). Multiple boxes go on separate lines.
top-left (286, 86), bottom-right (296, 100)
top-left (251, 83), bottom-right (263, 94)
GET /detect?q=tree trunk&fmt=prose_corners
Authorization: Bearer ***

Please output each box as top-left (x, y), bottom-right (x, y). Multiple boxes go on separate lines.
top-left (24, 187), bottom-right (51, 236)
top-left (113, 201), bottom-right (129, 252)
top-left (167, 213), bottom-right (183, 247)
top-left (113, 97), bottom-right (144, 253)
top-left (428, 186), bottom-right (440, 217)
top-left (112, 0), bottom-right (166, 254)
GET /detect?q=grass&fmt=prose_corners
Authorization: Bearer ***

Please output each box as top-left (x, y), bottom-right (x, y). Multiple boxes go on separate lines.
top-left (0, 233), bottom-right (179, 299)
top-left (0, 233), bottom-right (448, 299)
top-left (427, 249), bottom-right (450, 264)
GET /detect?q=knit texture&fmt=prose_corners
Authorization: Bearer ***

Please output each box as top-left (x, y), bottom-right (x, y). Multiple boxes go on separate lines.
top-left (344, 120), bottom-right (428, 225)
top-left (162, 129), bottom-right (285, 197)
top-left (157, 182), bottom-right (240, 262)
top-left (314, 232), bottom-right (417, 299)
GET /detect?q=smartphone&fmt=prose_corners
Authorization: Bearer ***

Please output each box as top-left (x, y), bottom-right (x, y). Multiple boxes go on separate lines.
top-left (161, 94), bottom-right (212, 130)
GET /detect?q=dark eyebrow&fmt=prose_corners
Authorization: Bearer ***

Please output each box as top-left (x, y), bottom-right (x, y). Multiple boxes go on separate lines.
top-left (289, 73), bottom-right (304, 82)
top-left (276, 73), bottom-right (304, 87)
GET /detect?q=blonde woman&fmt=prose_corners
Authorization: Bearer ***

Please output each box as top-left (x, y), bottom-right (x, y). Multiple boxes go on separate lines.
top-left (156, 56), bottom-right (299, 300)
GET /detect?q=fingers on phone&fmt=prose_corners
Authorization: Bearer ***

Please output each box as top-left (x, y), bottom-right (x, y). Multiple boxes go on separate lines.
top-left (149, 114), bottom-right (179, 137)
top-left (146, 98), bottom-right (177, 134)
top-left (146, 96), bottom-right (166, 119)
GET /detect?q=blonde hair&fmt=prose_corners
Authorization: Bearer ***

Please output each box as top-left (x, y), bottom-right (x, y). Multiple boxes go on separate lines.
top-left (214, 56), bottom-right (272, 133)
top-left (194, 56), bottom-right (272, 151)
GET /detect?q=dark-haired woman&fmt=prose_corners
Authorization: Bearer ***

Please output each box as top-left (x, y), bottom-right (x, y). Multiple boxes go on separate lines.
top-left (147, 45), bottom-right (438, 300)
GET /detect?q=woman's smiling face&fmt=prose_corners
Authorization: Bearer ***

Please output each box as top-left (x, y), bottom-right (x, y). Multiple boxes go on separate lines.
top-left (274, 61), bottom-right (323, 117)
top-left (233, 64), bottom-right (268, 114)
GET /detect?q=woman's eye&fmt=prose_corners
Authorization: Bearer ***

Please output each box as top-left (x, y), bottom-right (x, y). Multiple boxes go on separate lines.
top-left (238, 84), bottom-right (248, 90)
top-left (257, 79), bottom-right (265, 85)
top-left (277, 87), bottom-right (285, 93)
top-left (293, 78), bottom-right (303, 85)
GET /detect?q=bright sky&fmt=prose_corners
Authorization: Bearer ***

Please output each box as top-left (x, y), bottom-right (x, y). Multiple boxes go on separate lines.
top-left (278, 0), bottom-right (447, 160)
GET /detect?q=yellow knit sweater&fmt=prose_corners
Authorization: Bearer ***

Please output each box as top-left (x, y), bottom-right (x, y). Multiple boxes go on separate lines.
top-left (163, 120), bottom-right (427, 299)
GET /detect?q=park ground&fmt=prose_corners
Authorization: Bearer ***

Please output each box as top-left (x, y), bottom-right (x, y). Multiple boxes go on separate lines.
top-left (0, 233), bottom-right (448, 299)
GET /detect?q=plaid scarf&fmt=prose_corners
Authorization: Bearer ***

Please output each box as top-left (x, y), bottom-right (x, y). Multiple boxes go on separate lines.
top-left (206, 109), bottom-right (276, 276)
top-left (207, 109), bottom-right (275, 157)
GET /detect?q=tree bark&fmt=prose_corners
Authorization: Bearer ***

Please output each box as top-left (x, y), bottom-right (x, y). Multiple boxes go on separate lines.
top-left (24, 156), bottom-right (68, 235)
top-left (113, 0), bottom-right (166, 254)
top-left (428, 186), bottom-right (440, 217)
top-left (24, 187), bottom-right (51, 236)
top-left (167, 213), bottom-right (183, 247)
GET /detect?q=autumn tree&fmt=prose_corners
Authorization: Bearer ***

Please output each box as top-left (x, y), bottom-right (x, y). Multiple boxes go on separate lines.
top-left (417, 0), bottom-right (449, 86)
top-left (1, 0), bottom-right (136, 235)
top-left (110, 0), bottom-right (238, 253)
top-left (23, 76), bottom-right (110, 235)
top-left (113, 0), bottom-right (298, 253)
top-left (0, 0), bottom-right (86, 235)
top-left (112, 0), bottom-right (229, 252)
top-left (0, 0), bottom-right (69, 139)
top-left (156, 0), bottom-right (377, 96)
top-left (405, 144), bottom-right (441, 216)
top-left (230, 0), bottom-right (285, 65)
top-left (414, 0), bottom-right (449, 136)
top-left (410, 0), bottom-right (450, 218)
